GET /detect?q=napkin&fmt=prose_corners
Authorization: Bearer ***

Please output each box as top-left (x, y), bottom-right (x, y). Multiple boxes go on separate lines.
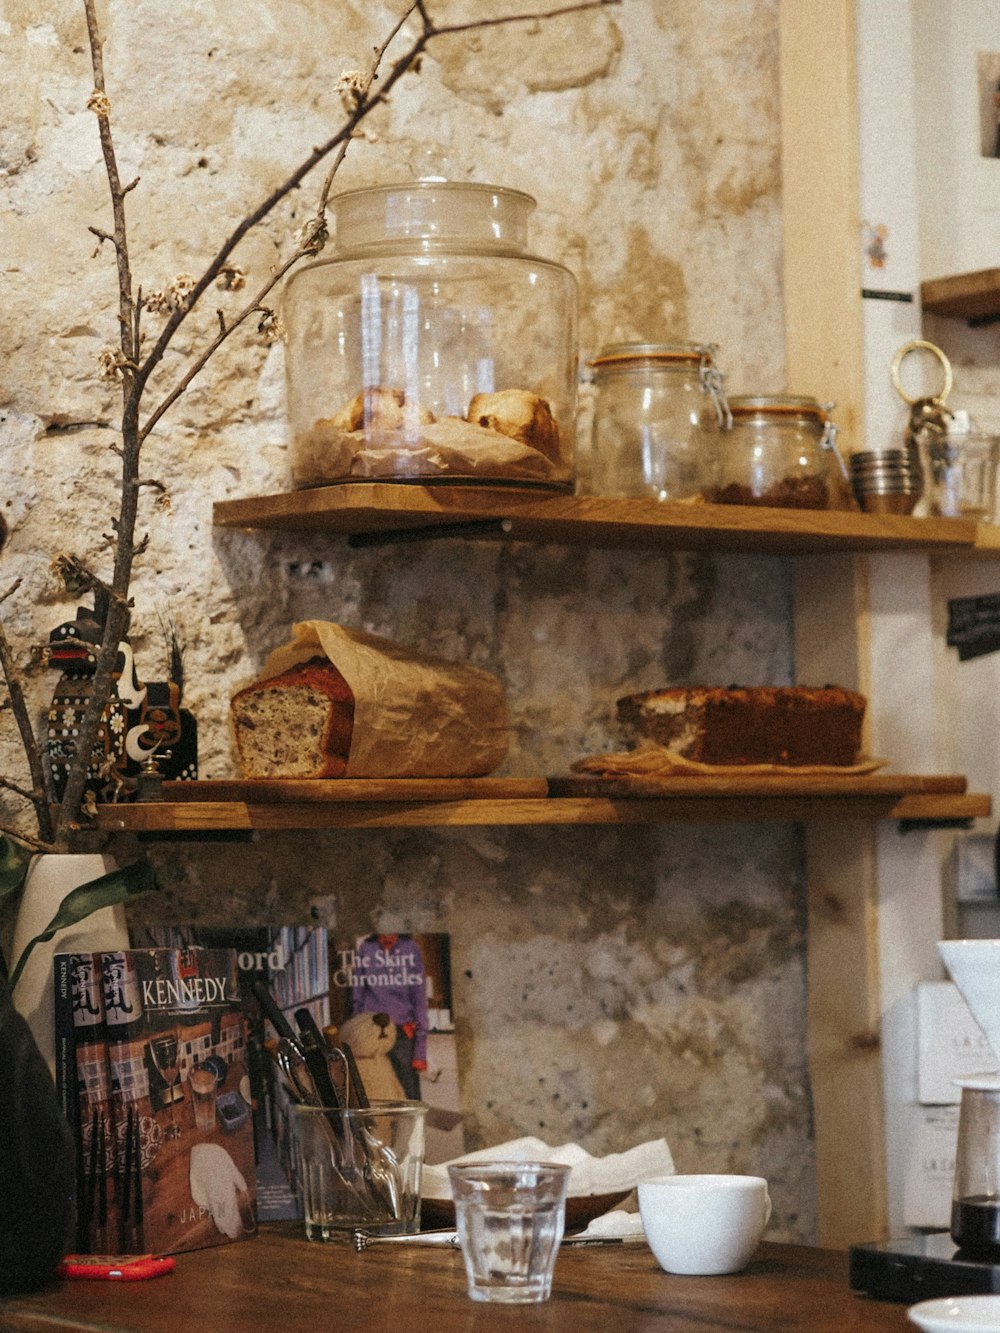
top-left (574, 1209), bottom-right (648, 1241)
top-left (421, 1136), bottom-right (674, 1200)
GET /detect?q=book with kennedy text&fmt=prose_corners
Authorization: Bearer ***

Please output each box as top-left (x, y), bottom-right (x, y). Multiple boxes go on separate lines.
top-left (54, 947), bottom-right (257, 1255)
top-left (131, 924), bottom-right (326, 1220)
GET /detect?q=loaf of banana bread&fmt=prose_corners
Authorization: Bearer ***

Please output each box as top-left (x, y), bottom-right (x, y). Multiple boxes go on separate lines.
top-left (616, 685), bottom-right (866, 767)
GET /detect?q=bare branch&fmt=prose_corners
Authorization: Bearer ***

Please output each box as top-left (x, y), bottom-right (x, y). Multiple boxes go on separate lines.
top-left (0, 823), bottom-right (56, 855)
top-left (431, 0), bottom-right (618, 39)
top-left (0, 609), bottom-right (54, 843)
top-left (316, 1), bottom-right (418, 217)
top-left (83, 0), bottom-right (137, 367)
top-left (139, 251), bottom-right (303, 440)
top-left (134, 0), bottom-right (617, 420)
top-left (54, 3), bottom-right (158, 841)
top-left (0, 776), bottom-right (45, 805)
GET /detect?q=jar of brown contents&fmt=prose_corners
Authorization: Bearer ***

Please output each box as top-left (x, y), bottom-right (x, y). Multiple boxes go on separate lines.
top-left (704, 395), bottom-right (846, 510)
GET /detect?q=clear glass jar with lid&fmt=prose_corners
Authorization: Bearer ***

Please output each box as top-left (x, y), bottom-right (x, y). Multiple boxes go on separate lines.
top-left (283, 180), bottom-right (578, 490)
top-left (585, 343), bottom-right (730, 501)
top-left (706, 395), bottom-right (845, 509)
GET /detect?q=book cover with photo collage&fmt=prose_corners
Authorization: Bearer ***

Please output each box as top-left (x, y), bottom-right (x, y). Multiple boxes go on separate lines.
top-left (132, 925), bottom-right (327, 1221)
top-left (53, 947), bottom-right (257, 1256)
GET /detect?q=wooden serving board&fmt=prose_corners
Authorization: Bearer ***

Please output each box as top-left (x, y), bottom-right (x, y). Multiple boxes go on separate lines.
top-left (162, 776), bottom-right (550, 803)
top-left (546, 772), bottom-right (970, 798)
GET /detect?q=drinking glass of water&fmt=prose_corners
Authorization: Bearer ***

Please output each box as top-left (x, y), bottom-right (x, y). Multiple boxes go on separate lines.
top-left (447, 1161), bottom-right (571, 1304)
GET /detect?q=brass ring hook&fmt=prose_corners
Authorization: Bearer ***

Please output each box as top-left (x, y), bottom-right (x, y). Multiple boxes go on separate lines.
top-left (890, 339), bottom-right (953, 406)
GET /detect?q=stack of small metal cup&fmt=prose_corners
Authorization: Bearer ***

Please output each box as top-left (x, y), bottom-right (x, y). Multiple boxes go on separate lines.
top-left (849, 448), bottom-right (923, 515)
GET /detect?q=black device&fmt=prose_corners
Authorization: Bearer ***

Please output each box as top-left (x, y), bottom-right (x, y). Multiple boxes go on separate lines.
top-left (850, 1233), bottom-right (1000, 1303)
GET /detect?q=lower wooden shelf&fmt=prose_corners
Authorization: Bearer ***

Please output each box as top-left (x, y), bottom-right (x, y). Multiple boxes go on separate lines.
top-left (90, 775), bottom-right (990, 833)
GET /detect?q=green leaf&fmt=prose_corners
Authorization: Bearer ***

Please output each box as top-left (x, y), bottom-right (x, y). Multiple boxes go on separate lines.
top-left (0, 834), bottom-right (35, 915)
top-left (8, 859), bottom-right (157, 993)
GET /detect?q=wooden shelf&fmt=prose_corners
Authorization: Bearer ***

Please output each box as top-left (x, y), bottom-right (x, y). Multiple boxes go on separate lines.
top-left (212, 483), bottom-right (986, 555)
top-left (91, 775), bottom-right (989, 833)
top-left (921, 268), bottom-right (1000, 324)
top-left (202, 494), bottom-right (997, 834)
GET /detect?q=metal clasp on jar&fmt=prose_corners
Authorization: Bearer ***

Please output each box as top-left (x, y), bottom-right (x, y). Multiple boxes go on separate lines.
top-left (819, 403), bottom-right (850, 483)
top-left (697, 345), bottom-right (732, 430)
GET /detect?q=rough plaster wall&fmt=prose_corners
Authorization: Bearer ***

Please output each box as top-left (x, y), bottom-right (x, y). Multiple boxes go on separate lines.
top-left (1, 0), bottom-right (815, 1239)
top-left (922, 314), bottom-right (1000, 433)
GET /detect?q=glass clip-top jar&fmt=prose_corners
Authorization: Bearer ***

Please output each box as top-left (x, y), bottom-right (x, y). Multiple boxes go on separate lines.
top-left (926, 409), bottom-right (1000, 521)
top-left (950, 1076), bottom-right (1000, 1258)
top-left (706, 394), bottom-right (848, 510)
top-left (283, 180), bottom-right (578, 491)
top-left (586, 342), bottom-right (730, 501)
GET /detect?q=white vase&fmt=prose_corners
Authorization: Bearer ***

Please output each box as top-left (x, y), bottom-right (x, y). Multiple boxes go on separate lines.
top-left (9, 853), bottom-right (130, 1078)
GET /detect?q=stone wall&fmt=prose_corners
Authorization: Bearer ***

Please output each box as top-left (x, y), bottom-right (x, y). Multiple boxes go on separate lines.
top-left (1, 0), bottom-right (815, 1239)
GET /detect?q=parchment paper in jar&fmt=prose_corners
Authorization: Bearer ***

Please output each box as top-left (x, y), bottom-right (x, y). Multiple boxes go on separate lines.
top-left (255, 620), bottom-right (509, 778)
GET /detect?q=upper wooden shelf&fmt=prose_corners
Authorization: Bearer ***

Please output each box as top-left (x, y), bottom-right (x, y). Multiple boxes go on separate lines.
top-left (213, 483), bottom-right (988, 556)
top-left (921, 268), bottom-right (1000, 324)
top-left (91, 774), bottom-right (989, 833)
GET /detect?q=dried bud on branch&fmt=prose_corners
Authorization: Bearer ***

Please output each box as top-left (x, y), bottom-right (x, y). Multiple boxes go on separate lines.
top-left (97, 344), bottom-right (128, 380)
top-left (165, 274), bottom-right (196, 309)
top-left (256, 308), bottom-right (285, 344)
top-left (336, 70), bottom-right (366, 113)
top-left (87, 89), bottom-right (111, 117)
top-left (293, 217), bottom-right (329, 255)
top-left (216, 265), bottom-right (246, 291)
top-left (50, 553), bottom-right (107, 599)
top-left (145, 274), bottom-right (197, 315)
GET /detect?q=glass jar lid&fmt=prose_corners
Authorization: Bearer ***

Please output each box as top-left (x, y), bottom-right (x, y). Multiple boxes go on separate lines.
top-left (330, 179), bottom-right (535, 254)
top-left (589, 343), bottom-right (730, 429)
top-left (590, 341), bottom-right (719, 369)
top-left (728, 394), bottom-right (829, 422)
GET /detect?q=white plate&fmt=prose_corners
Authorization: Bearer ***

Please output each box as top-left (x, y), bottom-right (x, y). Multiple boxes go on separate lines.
top-left (909, 1295), bottom-right (1000, 1331)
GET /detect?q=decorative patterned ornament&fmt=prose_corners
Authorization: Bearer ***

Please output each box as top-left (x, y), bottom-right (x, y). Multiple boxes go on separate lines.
top-left (46, 603), bottom-right (129, 803)
top-left (124, 678), bottom-right (199, 783)
top-left (128, 616), bottom-right (199, 784)
top-left (45, 601), bottom-right (198, 804)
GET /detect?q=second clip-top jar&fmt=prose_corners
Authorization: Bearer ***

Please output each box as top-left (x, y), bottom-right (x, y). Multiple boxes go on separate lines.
top-left (283, 180), bottom-right (578, 491)
top-left (586, 343), bottom-right (730, 501)
top-left (706, 395), bottom-right (844, 509)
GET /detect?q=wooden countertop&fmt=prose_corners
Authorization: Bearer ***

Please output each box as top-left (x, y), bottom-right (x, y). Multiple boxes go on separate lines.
top-left (1, 1227), bottom-right (913, 1331)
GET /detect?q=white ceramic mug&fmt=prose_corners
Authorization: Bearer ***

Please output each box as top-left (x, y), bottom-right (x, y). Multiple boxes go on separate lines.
top-left (637, 1173), bottom-right (772, 1276)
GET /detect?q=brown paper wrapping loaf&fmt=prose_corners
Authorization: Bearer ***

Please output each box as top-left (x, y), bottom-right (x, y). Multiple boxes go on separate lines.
top-left (233, 620), bottom-right (509, 778)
